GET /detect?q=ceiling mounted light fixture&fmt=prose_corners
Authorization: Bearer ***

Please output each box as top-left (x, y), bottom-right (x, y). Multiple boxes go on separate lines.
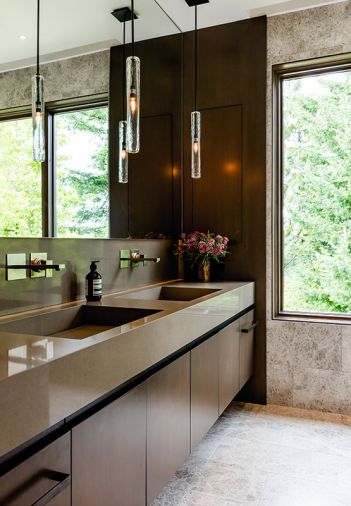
top-left (126, 0), bottom-right (140, 154)
top-left (32, 0), bottom-right (45, 163)
top-left (190, 1), bottom-right (202, 179)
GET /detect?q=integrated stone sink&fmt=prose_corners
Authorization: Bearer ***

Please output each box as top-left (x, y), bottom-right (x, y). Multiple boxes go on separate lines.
top-left (116, 285), bottom-right (220, 302)
top-left (0, 305), bottom-right (160, 340)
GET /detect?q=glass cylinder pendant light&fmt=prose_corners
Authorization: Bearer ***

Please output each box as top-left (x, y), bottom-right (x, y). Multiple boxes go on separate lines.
top-left (126, 0), bottom-right (140, 153)
top-left (118, 16), bottom-right (128, 183)
top-left (118, 120), bottom-right (128, 183)
top-left (191, 111), bottom-right (201, 178)
top-left (191, 4), bottom-right (201, 179)
top-left (32, 0), bottom-right (45, 162)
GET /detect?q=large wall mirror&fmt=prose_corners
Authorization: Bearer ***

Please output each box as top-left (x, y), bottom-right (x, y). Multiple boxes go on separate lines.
top-left (0, 0), bottom-right (182, 240)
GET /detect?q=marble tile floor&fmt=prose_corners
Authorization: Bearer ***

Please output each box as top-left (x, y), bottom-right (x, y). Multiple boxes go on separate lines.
top-left (152, 402), bottom-right (351, 506)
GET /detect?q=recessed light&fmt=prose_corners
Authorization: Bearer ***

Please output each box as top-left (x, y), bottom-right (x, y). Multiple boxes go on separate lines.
top-left (19, 35), bottom-right (27, 40)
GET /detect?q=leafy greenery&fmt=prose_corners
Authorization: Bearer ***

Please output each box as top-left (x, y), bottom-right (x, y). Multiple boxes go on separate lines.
top-left (55, 107), bottom-right (109, 238)
top-left (283, 71), bottom-right (351, 314)
top-left (0, 117), bottom-right (42, 237)
top-left (0, 107), bottom-right (109, 239)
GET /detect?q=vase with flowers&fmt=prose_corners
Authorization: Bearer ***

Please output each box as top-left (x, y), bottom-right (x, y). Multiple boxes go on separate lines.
top-left (175, 231), bottom-right (229, 282)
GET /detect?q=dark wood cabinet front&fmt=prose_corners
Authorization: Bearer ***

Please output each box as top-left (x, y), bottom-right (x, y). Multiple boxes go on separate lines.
top-left (71, 385), bottom-right (146, 506)
top-left (146, 354), bottom-right (190, 505)
top-left (218, 320), bottom-right (240, 415)
top-left (239, 310), bottom-right (255, 389)
top-left (191, 335), bottom-right (219, 450)
top-left (0, 434), bottom-right (70, 506)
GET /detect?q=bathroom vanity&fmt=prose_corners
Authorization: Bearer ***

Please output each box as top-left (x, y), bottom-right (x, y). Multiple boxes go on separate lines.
top-left (0, 281), bottom-right (255, 505)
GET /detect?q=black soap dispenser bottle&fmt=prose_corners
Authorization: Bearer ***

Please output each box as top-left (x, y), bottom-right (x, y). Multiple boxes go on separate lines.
top-left (85, 261), bottom-right (102, 301)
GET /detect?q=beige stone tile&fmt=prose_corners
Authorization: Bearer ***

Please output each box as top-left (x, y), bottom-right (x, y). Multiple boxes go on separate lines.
top-left (292, 323), bottom-right (342, 372)
top-left (259, 473), bottom-right (351, 506)
top-left (183, 490), bottom-right (250, 506)
top-left (341, 325), bottom-right (351, 373)
top-left (151, 476), bottom-right (190, 506)
top-left (178, 457), bottom-right (267, 505)
top-left (267, 363), bottom-right (293, 405)
top-left (153, 401), bottom-right (351, 505)
top-left (293, 368), bottom-right (351, 414)
top-left (267, 3), bottom-right (351, 62)
top-left (266, 321), bottom-right (294, 367)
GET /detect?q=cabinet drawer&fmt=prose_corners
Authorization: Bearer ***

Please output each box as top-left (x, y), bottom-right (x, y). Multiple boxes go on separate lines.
top-left (218, 320), bottom-right (240, 415)
top-left (191, 335), bottom-right (218, 450)
top-left (72, 385), bottom-right (146, 506)
top-left (147, 354), bottom-right (190, 505)
top-left (239, 310), bottom-right (255, 389)
top-left (0, 433), bottom-right (71, 506)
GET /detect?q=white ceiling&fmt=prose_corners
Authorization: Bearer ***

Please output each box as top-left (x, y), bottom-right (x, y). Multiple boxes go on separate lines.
top-left (0, 0), bottom-right (345, 72)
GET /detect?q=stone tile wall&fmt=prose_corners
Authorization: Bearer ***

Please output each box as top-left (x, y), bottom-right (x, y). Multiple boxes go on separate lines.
top-left (0, 50), bottom-right (109, 109)
top-left (266, 1), bottom-right (351, 413)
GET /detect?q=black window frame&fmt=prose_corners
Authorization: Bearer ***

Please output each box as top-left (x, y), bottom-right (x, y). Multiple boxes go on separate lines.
top-left (272, 53), bottom-right (351, 324)
top-left (0, 93), bottom-right (108, 238)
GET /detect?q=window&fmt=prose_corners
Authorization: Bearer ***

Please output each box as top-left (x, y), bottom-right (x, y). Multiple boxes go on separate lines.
top-left (0, 100), bottom-right (109, 238)
top-left (274, 58), bottom-right (351, 319)
top-left (0, 116), bottom-right (42, 237)
top-left (54, 107), bottom-right (109, 238)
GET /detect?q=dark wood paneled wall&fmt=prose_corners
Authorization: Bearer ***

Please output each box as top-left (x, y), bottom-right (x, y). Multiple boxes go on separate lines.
top-left (109, 18), bottom-right (267, 402)
top-left (183, 18), bottom-right (267, 403)
top-left (109, 35), bottom-right (182, 238)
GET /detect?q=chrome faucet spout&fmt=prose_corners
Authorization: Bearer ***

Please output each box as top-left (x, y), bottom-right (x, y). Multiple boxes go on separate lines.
top-left (119, 250), bottom-right (161, 268)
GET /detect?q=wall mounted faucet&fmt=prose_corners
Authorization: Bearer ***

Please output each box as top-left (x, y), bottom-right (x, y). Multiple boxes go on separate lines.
top-left (5, 253), bottom-right (65, 281)
top-left (119, 249), bottom-right (160, 269)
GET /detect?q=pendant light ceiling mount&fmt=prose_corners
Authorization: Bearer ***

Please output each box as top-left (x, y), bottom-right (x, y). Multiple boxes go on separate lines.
top-left (185, 0), bottom-right (209, 6)
top-left (111, 7), bottom-right (138, 23)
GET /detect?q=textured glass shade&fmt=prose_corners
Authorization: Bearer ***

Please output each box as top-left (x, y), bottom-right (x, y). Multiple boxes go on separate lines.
top-left (126, 56), bottom-right (140, 153)
top-left (32, 74), bottom-right (45, 162)
top-left (191, 111), bottom-right (201, 179)
top-left (118, 120), bottom-right (128, 184)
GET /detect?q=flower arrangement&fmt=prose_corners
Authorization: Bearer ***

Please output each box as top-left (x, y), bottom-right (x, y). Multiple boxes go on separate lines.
top-left (176, 231), bottom-right (229, 282)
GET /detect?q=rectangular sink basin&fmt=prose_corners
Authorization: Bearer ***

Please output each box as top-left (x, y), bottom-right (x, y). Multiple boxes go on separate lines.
top-left (0, 305), bottom-right (160, 340)
top-left (117, 285), bottom-right (220, 302)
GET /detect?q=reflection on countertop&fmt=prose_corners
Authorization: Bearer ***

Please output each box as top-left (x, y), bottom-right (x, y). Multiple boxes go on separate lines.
top-left (0, 279), bottom-right (254, 461)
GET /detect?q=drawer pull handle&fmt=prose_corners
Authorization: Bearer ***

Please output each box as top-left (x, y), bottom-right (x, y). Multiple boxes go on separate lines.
top-left (32, 471), bottom-right (70, 506)
top-left (241, 321), bottom-right (258, 333)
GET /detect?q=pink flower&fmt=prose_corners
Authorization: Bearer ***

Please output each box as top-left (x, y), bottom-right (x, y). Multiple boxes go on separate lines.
top-left (198, 241), bottom-right (208, 254)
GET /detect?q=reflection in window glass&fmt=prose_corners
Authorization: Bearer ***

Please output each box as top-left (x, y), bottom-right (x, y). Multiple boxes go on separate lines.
top-left (55, 107), bottom-right (109, 238)
top-left (282, 70), bottom-right (351, 314)
top-left (0, 117), bottom-right (42, 237)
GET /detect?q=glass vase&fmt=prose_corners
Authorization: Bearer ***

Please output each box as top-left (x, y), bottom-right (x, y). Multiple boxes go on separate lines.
top-left (197, 260), bottom-right (210, 283)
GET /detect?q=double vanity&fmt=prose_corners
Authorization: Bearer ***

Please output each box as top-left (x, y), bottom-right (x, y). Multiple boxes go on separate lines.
top-left (0, 280), bottom-right (255, 505)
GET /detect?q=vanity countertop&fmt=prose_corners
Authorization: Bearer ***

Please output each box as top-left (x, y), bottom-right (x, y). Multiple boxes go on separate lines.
top-left (0, 280), bottom-right (254, 463)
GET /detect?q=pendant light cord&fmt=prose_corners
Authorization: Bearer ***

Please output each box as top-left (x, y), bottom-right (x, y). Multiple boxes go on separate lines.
top-left (122, 16), bottom-right (126, 121)
top-left (131, 0), bottom-right (135, 56)
top-left (194, 4), bottom-right (197, 111)
top-left (36, 0), bottom-right (40, 76)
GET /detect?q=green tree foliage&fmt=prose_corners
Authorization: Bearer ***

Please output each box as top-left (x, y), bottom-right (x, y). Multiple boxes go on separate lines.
top-left (0, 107), bottom-right (109, 239)
top-left (283, 72), bottom-right (351, 313)
top-left (56, 107), bottom-right (109, 238)
top-left (0, 117), bottom-right (42, 237)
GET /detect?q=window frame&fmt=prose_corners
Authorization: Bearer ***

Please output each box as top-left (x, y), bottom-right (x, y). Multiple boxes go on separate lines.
top-left (272, 53), bottom-right (351, 324)
top-left (0, 93), bottom-right (108, 238)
